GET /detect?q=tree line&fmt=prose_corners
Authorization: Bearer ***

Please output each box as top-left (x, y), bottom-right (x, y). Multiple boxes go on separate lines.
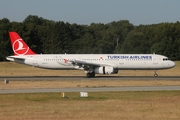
top-left (0, 15), bottom-right (180, 61)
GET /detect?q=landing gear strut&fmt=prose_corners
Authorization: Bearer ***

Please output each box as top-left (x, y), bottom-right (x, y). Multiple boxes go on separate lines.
top-left (86, 72), bottom-right (95, 78)
top-left (154, 70), bottom-right (158, 77)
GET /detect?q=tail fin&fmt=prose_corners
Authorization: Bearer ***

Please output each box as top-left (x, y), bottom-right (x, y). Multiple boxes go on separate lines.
top-left (9, 32), bottom-right (36, 55)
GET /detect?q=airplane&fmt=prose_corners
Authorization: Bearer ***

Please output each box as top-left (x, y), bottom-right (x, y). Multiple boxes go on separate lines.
top-left (6, 32), bottom-right (176, 77)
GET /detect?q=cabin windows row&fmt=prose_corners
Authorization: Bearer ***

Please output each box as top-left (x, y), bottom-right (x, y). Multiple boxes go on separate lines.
top-left (43, 58), bottom-right (152, 61)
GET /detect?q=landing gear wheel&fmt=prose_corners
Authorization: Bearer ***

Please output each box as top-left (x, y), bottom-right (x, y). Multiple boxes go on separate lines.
top-left (86, 72), bottom-right (95, 78)
top-left (86, 73), bottom-right (91, 78)
top-left (154, 70), bottom-right (158, 77)
top-left (91, 72), bottom-right (95, 77)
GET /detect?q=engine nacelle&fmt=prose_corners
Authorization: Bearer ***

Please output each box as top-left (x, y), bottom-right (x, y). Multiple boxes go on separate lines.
top-left (94, 66), bottom-right (118, 74)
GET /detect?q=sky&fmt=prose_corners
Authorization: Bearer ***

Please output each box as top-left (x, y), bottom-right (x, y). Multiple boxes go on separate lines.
top-left (0, 0), bottom-right (180, 25)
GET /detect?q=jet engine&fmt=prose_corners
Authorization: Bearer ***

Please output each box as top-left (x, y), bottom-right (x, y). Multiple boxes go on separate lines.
top-left (94, 66), bottom-right (118, 74)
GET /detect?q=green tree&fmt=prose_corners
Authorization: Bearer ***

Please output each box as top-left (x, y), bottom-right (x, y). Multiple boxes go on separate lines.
top-left (0, 18), bottom-right (11, 60)
top-left (120, 31), bottom-right (149, 54)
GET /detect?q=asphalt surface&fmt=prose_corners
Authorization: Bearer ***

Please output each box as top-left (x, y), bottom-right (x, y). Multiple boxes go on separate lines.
top-left (0, 76), bottom-right (180, 81)
top-left (0, 86), bottom-right (180, 94)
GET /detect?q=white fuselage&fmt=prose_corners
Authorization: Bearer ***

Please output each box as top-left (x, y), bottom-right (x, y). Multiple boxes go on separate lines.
top-left (7, 54), bottom-right (175, 70)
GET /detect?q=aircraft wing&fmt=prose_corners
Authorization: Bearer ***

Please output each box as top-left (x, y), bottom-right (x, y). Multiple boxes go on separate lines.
top-left (70, 60), bottom-right (110, 70)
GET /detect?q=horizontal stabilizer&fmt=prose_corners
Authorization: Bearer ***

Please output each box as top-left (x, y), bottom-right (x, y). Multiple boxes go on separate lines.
top-left (6, 56), bottom-right (25, 64)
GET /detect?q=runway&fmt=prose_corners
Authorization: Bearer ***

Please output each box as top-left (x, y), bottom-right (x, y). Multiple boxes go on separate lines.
top-left (0, 86), bottom-right (180, 94)
top-left (0, 76), bottom-right (180, 81)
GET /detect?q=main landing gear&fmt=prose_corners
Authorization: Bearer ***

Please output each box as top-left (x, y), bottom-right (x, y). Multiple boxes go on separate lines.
top-left (154, 70), bottom-right (158, 77)
top-left (86, 72), bottom-right (95, 78)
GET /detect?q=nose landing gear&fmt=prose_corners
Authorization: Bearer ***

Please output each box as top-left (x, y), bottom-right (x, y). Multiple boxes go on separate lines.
top-left (154, 70), bottom-right (158, 77)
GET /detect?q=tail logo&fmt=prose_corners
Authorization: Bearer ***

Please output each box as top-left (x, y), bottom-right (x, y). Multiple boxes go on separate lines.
top-left (13, 39), bottom-right (29, 55)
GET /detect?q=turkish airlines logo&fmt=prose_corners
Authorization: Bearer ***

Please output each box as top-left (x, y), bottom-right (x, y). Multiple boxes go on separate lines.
top-left (13, 39), bottom-right (29, 55)
top-left (64, 59), bottom-right (68, 63)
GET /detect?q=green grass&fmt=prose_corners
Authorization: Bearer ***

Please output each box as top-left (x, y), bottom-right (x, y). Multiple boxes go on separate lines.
top-left (0, 91), bottom-right (179, 101)
top-left (0, 91), bottom-right (180, 120)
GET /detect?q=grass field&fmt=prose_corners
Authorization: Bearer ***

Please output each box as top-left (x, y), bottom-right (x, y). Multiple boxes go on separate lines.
top-left (0, 91), bottom-right (180, 120)
top-left (0, 62), bottom-right (180, 120)
top-left (1, 79), bottom-right (180, 90)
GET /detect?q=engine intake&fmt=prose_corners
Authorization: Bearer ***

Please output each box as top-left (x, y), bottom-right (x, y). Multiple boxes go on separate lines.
top-left (94, 66), bottom-right (118, 74)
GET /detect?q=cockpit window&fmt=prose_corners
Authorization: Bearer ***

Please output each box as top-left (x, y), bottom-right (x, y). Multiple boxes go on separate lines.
top-left (163, 58), bottom-right (169, 61)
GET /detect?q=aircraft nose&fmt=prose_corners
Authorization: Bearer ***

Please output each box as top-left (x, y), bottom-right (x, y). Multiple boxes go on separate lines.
top-left (170, 61), bottom-right (176, 68)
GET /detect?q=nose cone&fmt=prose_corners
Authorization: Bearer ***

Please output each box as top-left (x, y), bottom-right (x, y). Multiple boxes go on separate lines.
top-left (170, 61), bottom-right (176, 68)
